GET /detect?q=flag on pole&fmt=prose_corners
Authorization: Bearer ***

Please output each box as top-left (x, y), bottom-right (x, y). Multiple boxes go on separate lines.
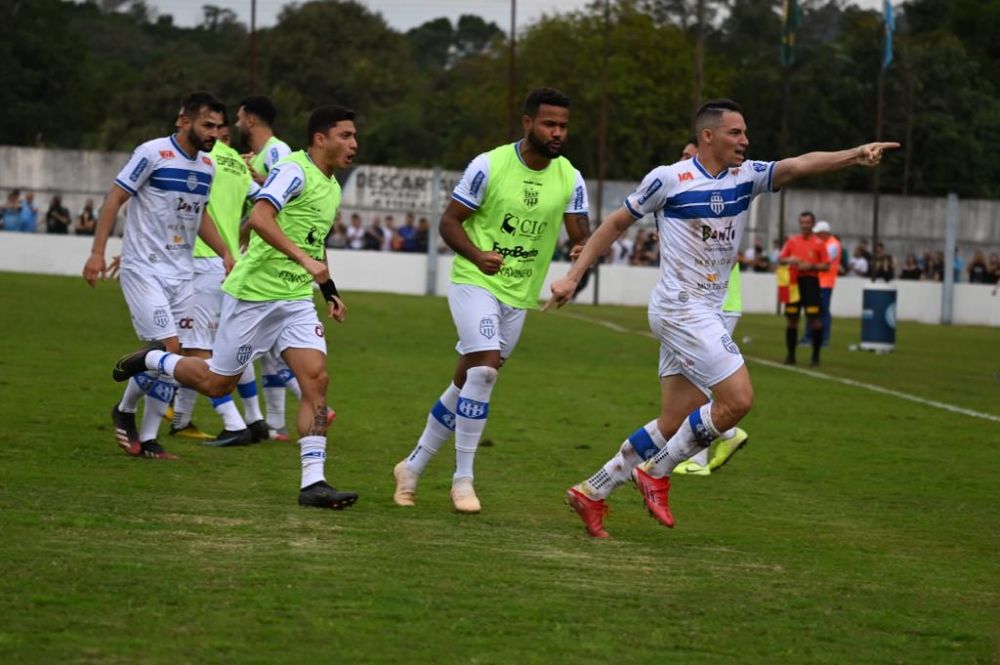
top-left (882, 0), bottom-right (895, 69)
top-left (777, 264), bottom-right (800, 304)
top-left (780, 0), bottom-right (802, 68)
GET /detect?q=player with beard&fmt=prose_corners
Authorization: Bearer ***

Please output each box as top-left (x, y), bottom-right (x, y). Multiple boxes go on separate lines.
top-left (391, 88), bottom-right (590, 513)
top-left (111, 105), bottom-right (360, 509)
top-left (83, 91), bottom-right (232, 460)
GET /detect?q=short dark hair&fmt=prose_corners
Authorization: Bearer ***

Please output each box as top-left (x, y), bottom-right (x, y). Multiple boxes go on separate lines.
top-left (524, 88), bottom-right (570, 117)
top-left (799, 211), bottom-right (816, 222)
top-left (694, 98), bottom-right (743, 135)
top-left (180, 91), bottom-right (225, 120)
top-left (240, 95), bottom-right (278, 127)
top-left (307, 105), bottom-right (356, 145)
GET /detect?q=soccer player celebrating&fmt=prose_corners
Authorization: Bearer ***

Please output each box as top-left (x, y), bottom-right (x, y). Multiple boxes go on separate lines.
top-left (169, 121), bottom-right (270, 445)
top-left (547, 99), bottom-right (898, 537)
top-left (83, 91), bottom-right (232, 460)
top-left (112, 105), bottom-right (359, 509)
top-left (392, 88), bottom-right (590, 513)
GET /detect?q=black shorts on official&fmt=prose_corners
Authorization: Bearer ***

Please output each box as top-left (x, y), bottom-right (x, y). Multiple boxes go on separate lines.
top-left (785, 275), bottom-right (822, 317)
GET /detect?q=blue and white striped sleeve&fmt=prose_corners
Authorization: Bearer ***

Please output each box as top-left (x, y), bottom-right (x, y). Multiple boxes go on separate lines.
top-left (564, 169), bottom-right (589, 216)
top-left (113, 143), bottom-right (155, 195)
top-left (451, 153), bottom-right (490, 211)
top-left (264, 140), bottom-right (292, 172)
top-left (254, 162), bottom-right (305, 212)
top-left (623, 166), bottom-right (671, 219)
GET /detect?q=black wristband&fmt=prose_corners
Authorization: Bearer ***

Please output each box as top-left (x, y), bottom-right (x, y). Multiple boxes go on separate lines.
top-left (320, 279), bottom-right (340, 302)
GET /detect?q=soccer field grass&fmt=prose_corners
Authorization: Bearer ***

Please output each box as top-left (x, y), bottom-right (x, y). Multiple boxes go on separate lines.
top-left (0, 273), bottom-right (996, 664)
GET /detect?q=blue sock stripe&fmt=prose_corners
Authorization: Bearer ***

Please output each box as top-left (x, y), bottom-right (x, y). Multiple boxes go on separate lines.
top-left (430, 400), bottom-right (457, 431)
top-left (147, 380), bottom-right (175, 404)
top-left (262, 374), bottom-right (285, 388)
top-left (157, 352), bottom-right (175, 375)
top-left (133, 372), bottom-right (155, 392)
top-left (687, 408), bottom-right (715, 445)
top-left (210, 394), bottom-right (234, 407)
top-left (301, 451), bottom-right (326, 460)
top-left (455, 397), bottom-right (489, 420)
top-left (277, 368), bottom-right (295, 384)
top-left (237, 382), bottom-right (258, 398)
top-left (627, 426), bottom-right (658, 461)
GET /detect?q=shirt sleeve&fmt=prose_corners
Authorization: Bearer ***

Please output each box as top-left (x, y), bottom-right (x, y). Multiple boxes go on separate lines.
top-left (113, 143), bottom-right (156, 195)
top-left (623, 166), bottom-right (671, 219)
top-left (451, 153), bottom-right (490, 211)
top-left (246, 179), bottom-right (261, 200)
top-left (254, 162), bottom-right (305, 212)
top-left (745, 160), bottom-right (778, 197)
top-left (264, 141), bottom-right (292, 172)
top-left (565, 169), bottom-right (589, 216)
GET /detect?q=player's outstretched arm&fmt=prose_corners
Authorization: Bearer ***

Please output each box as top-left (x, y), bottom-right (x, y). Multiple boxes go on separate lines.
top-left (82, 184), bottom-right (130, 287)
top-left (247, 199), bottom-right (328, 282)
top-left (544, 206), bottom-right (635, 311)
top-left (197, 210), bottom-right (234, 273)
top-left (439, 199), bottom-right (503, 275)
top-left (772, 142), bottom-right (900, 191)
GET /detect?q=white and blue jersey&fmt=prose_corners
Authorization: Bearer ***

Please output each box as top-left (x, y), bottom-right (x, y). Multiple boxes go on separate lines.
top-left (451, 145), bottom-right (589, 216)
top-left (624, 156), bottom-right (776, 314)
top-left (114, 135), bottom-right (215, 279)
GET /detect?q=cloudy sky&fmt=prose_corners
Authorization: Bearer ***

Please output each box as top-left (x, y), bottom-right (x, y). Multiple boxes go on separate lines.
top-left (144, 0), bottom-right (886, 32)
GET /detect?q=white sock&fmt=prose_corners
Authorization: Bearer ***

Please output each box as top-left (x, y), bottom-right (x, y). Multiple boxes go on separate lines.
top-left (647, 404), bottom-right (719, 478)
top-left (405, 383), bottom-right (461, 475)
top-left (261, 354), bottom-right (287, 430)
top-left (145, 350), bottom-right (180, 377)
top-left (582, 420), bottom-right (667, 500)
top-left (285, 376), bottom-right (302, 400)
top-left (139, 378), bottom-right (175, 442)
top-left (453, 366), bottom-right (497, 481)
top-left (172, 385), bottom-right (198, 429)
top-left (299, 435), bottom-right (327, 489)
top-left (236, 364), bottom-right (263, 422)
top-left (211, 394), bottom-right (246, 431)
top-left (119, 373), bottom-right (155, 413)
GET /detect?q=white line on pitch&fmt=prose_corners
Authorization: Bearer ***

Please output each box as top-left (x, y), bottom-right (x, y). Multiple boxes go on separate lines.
top-left (552, 309), bottom-right (1000, 424)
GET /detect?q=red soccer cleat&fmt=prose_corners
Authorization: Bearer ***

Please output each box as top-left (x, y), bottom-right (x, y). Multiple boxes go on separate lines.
top-left (632, 466), bottom-right (675, 528)
top-left (566, 487), bottom-right (610, 539)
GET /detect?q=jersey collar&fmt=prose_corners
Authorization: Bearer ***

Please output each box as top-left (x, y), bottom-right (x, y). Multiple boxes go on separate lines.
top-left (692, 155), bottom-right (727, 180)
top-left (514, 140), bottom-right (551, 172)
top-left (169, 134), bottom-right (198, 161)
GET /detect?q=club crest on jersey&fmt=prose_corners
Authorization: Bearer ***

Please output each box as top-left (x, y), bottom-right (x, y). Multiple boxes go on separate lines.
top-left (479, 317), bottom-right (496, 339)
top-left (186, 173), bottom-right (199, 191)
top-left (709, 191), bottom-right (725, 215)
top-left (236, 345), bottom-right (252, 365)
top-left (153, 308), bottom-right (169, 328)
top-left (523, 187), bottom-right (539, 207)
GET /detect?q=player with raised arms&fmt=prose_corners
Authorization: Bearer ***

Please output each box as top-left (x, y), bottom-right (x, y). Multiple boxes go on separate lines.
top-left (391, 87), bottom-right (590, 513)
top-left (112, 105), bottom-right (359, 510)
top-left (83, 91), bottom-right (232, 460)
top-left (547, 98), bottom-right (898, 537)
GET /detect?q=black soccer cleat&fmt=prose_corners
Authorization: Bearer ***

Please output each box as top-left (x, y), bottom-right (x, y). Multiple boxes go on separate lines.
top-left (139, 439), bottom-right (178, 460)
top-left (111, 405), bottom-right (141, 456)
top-left (298, 481), bottom-right (358, 510)
top-left (247, 419), bottom-right (270, 443)
top-left (203, 428), bottom-right (252, 447)
top-left (112, 341), bottom-right (166, 382)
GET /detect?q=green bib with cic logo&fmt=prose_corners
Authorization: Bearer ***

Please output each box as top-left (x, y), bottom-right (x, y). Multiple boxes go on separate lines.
top-left (223, 151), bottom-right (339, 302)
top-left (451, 143), bottom-right (576, 309)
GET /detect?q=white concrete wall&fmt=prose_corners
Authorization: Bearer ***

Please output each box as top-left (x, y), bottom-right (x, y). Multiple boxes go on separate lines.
top-left (3, 232), bottom-right (997, 326)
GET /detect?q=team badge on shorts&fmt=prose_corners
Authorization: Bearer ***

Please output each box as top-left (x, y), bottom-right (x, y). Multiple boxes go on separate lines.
top-left (479, 317), bottom-right (496, 340)
top-left (315, 325), bottom-right (324, 338)
top-left (153, 308), bottom-right (169, 328)
top-left (721, 334), bottom-right (740, 355)
top-left (236, 344), bottom-right (252, 365)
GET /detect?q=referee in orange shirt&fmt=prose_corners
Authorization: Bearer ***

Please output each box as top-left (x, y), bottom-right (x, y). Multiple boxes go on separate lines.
top-left (779, 211), bottom-right (829, 366)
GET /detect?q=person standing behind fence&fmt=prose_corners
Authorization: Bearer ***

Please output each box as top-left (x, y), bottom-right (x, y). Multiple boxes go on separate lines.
top-left (76, 198), bottom-right (97, 235)
top-left (19, 192), bottom-right (38, 232)
top-left (45, 195), bottom-right (72, 234)
top-left (3, 191), bottom-right (21, 231)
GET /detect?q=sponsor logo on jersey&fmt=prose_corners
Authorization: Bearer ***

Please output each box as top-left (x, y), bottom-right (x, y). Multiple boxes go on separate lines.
top-left (491, 241), bottom-right (539, 261)
top-left (470, 170), bottom-right (485, 196)
top-left (277, 270), bottom-right (312, 284)
top-left (678, 172), bottom-right (694, 182)
top-left (479, 317), bottom-right (496, 339)
top-left (176, 198), bottom-right (202, 214)
top-left (236, 345), bottom-right (252, 365)
top-left (202, 156), bottom-right (213, 166)
top-left (637, 178), bottom-right (662, 205)
top-left (283, 177), bottom-right (302, 200)
top-left (306, 225), bottom-right (319, 245)
top-left (706, 272), bottom-right (718, 282)
top-left (752, 161), bottom-right (767, 172)
top-left (498, 265), bottom-right (533, 279)
top-left (701, 221), bottom-right (736, 242)
top-left (709, 191), bottom-right (725, 215)
top-left (159, 150), bottom-right (175, 160)
top-left (498, 213), bottom-right (548, 240)
top-left (129, 158), bottom-right (148, 182)
top-left (314, 325), bottom-right (325, 338)
top-left (178, 317), bottom-right (194, 330)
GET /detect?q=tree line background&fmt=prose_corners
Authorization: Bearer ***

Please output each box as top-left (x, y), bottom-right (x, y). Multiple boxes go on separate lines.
top-left (2, 0), bottom-right (998, 198)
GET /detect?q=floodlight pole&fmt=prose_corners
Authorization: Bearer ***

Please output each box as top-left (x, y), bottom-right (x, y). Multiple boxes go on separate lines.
top-left (508, 0), bottom-right (517, 140)
top-left (249, 0), bottom-right (257, 94)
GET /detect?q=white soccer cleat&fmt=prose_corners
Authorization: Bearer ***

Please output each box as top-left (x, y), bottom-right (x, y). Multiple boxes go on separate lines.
top-left (450, 477), bottom-right (481, 514)
top-left (393, 461), bottom-right (419, 507)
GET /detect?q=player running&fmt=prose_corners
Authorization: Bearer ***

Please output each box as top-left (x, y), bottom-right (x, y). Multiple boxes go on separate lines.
top-left (392, 88), bottom-right (590, 513)
top-left (83, 91), bottom-right (232, 460)
top-left (548, 98), bottom-right (898, 537)
top-left (111, 105), bottom-right (359, 509)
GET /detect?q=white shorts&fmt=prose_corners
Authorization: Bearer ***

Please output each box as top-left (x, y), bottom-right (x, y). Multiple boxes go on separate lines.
top-left (209, 296), bottom-right (326, 376)
top-left (119, 267), bottom-right (194, 344)
top-left (723, 312), bottom-right (741, 336)
top-left (186, 257), bottom-right (226, 350)
top-left (448, 283), bottom-right (527, 359)
top-left (649, 306), bottom-right (745, 393)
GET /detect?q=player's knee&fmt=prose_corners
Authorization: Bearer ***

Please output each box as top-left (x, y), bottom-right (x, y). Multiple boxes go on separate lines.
top-left (729, 389), bottom-right (754, 421)
top-left (466, 365), bottom-right (498, 387)
top-left (203, 374), bottom-right (236, 399)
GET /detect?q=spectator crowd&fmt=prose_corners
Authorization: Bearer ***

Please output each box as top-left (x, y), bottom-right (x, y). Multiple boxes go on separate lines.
top-left (2, 189), bottom-right (97, 235)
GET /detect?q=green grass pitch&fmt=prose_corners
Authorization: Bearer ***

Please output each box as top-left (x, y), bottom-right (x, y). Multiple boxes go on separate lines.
top-left (0, 272), bottom-right (996, 664)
